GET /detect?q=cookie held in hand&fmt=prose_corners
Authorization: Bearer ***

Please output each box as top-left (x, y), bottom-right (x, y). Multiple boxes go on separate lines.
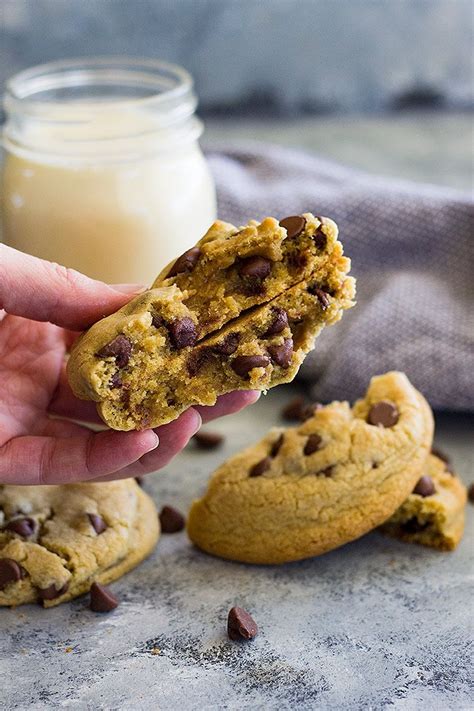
top-left (67, 213), bottom-right (354, 431)
top-left (380, 453), bottom-right (466, 550)
top-left (187, 372), bottom-right (434, 564)
top-left (0, 479), bottom-right (159, 607)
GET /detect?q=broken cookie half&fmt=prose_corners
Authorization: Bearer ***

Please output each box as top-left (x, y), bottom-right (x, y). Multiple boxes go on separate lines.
top-left (187, 372), bottom-right (434, 564)
top-left (67, 213), bottom-right (355, 430)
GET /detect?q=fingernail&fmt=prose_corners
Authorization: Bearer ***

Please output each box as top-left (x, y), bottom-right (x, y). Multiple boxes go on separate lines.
top-left (111, 283), bottom-right (147, 295)
top-left (190, 409), bottom-right (202, 435)
top-left (145, 431), bottom-right (160, 451)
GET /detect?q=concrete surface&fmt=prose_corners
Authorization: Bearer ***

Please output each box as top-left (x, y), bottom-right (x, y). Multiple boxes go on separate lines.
top-left (0, 386), bottom-right (473, 710)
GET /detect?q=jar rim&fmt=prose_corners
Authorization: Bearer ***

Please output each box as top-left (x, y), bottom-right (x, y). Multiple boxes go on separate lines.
top-left (5, 57), bottom-right (195, 118)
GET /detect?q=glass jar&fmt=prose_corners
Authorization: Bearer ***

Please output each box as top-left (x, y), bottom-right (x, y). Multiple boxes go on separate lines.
top-left (1, 58), bottom-right (216, 285)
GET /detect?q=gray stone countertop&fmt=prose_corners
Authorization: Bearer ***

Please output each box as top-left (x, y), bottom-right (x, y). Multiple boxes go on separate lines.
top-left (1, 386), bottom-right (473, 710)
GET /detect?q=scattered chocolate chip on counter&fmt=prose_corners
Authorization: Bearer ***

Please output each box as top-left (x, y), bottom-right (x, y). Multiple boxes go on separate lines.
top-left (159, 505), bottom-right (186, 533)
top-left (227, 606), bottom-right (259, 641)
top-left (89, 582), bottom-right (119, 612)
top-left (468, 483), bottom-right (474, 504)
top-left (193, 431), bottom-right (225, 450)
top-left (281, 396), bottom-right (305, 421)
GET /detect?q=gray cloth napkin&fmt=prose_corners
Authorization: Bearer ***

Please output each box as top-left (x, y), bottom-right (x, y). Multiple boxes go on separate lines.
top-left (206, 142), bottom-right (474, 411)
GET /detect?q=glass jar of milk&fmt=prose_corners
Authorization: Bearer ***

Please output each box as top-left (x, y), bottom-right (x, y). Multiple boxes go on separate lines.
top-left (1, 58), bottom-right (216, 285)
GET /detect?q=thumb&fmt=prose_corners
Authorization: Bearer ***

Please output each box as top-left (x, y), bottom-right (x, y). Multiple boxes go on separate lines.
top-left (0, 244), bottom-right (146, 330)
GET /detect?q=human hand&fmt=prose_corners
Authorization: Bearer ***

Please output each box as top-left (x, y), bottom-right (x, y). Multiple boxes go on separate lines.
top-left (0, 245), bottom-right (259, 485)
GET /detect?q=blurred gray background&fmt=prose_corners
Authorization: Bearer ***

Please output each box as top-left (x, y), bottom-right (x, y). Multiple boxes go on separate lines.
top-left (1, 0), bottom-right (473, 187)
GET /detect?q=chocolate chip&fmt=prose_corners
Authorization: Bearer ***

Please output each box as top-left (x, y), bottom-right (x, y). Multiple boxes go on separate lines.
top-left (300, 402), bottom-right (323, 421)
top-left (193, 431), bottom-right (224, 450)
top-left (314, 466), bottom-right (333, 477)
top-left (109, 372), bottom-right (123, 389)
top-left (89, 582), bottom-right (119, 612)
top-left (97, 335), bottom-right (132, 368)
top-left (309, 286), bottom-right (330, 310)
top-left (211, 333), bottom-right (240, 356)
top-left (87, 513), bottom-right (107, 535)
top-left (249, 457), bottom-right (271, 477)
top-left (38, 582), bottom-right (69, 601)
top-left (238, 256), bottom-right (272, 280)
top-left (312, 227), bottom-right (327, 250)
top-left (468, 483), bottom-right (474, 504)
top-left (304, 434), bottom-right (323, 455)
top-left (231, 354), bottom-right (270, 377)
top-left (263, 308), bottom-right (289, 337)
top-left (270, 434), bottom-right (284, 457)
top-left (431, 447), bottom-right (450, 464)
top-left (159, 506), bottom-right (185, 533)
top-left (187, 348), bottom-right (211, 377)
top-left (368, 401), bottom-right (399, 428)
top-left (0, 558), bottom-right (25, 590)
top-left (279, 215), bottom-right (306, 239)
top-left (228, 606), bottom-right (258, 641)
top-left (402, 517), bottom-right (429, 534)
top-left (168, 317), bottom-right (198, 349)
top-left (166, 247), bottom-right (201, 278)
top-left (268, 338), bottom-right (293, 368)
top-left (413, 476), bottom-right (436, 497)
top-left (5, 517), bottom-right (36, 538)
top-left (281, 396), bottom-right (305, 421)
top-left (151, 313), bottom-right (164, 329)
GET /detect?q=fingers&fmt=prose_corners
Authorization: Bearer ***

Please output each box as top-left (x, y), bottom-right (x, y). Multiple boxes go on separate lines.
top-left (193, 390), bottom-right (261, 423)
top-left (0, 429), bottom-right (159, 485)
top-left (90, 409), bottom-right (202, 482)
top-left (0, 244), bottom-right (145, 331)
top-left (48, 366), bottom-right (104, 425)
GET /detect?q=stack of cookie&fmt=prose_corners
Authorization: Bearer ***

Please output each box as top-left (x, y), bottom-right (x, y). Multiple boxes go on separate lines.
top-left (0, 214), bottom-right (467, 609)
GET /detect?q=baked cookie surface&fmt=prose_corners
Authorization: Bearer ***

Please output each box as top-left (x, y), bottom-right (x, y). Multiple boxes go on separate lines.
top-left (380, 454), bottom-right (466, 550)
top-left (0, 479), bottom-right (159, 607)
top-left (67, 213), bottom-right (354, 431)
top-left (187, 372), bottom-right (434, 564)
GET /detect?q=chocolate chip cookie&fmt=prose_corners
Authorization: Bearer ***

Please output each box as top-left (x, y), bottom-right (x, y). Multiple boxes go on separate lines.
top-left (380, 453), bottom-right (466, 550)
top-left (0, 479), bottom-right (159, 607)
top-left (68, 213), bottom-right (355, 431)
top-left (187, 372), bottom-right (434, 564)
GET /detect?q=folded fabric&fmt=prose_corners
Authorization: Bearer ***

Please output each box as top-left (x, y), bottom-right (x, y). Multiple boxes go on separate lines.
top-left (206, 142), bottom-right (474, 411)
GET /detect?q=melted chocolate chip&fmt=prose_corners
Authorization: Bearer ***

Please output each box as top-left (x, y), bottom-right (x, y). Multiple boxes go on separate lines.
top-left (312, 227), bottom-right (327, 250)
top-left (263, 308), bottom-right (289, 337)
top-left (38, 582), bottom-right (69, 601)
top-left (166, 247), bottom-right (201, 278)
top-left (309, 286), bottom-right (330, 310)
top-left (211, 333), bottom-right (240, 356)
top-left (87, 513), bottom-right (107, 535)
top-left (109, 372), bottom-right (123, 389)
top-left (238, 256), bottom-right (272, 280)
top-left (402, 517), bottom-right (429, 534)
top-left (0, 558), bottom-right (25, 590)
top-left (97, 335), bottom-right (132, 368)
top-left (227, 606), bottom-right (258, 641)
top-left (168, 318), bottom-right (198, 349)
top-left (249, 457), bottom-right (271, 477)
top-left (159, 506), bottom-right (185, 533)
top-left (279, 215), bottom-right (306, 239)
top-left (151, 314), bottom-right (164, 329)
top-left (368, 401), bottom-right (399, 428)
top-left (5, 517), bottom-right (36, 538)
top-left (281, 396), bottom-right (305, 421)
top-left (193, 431), bottom-right (224, 450)
top-left (231, 354), bottom-right (270, 377)
top-left (268, 338), bottom-right (293, 368)
top-left (270, 434), bottom-right (284, 457)
top-left (314, 466), bottom-right (333, 478)
top-left (304, 434), bottom-right (323, 455)
top-left (413, 476), bottom-right (436, 497)
top-left (90, 582), bottom-right (119, 612)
